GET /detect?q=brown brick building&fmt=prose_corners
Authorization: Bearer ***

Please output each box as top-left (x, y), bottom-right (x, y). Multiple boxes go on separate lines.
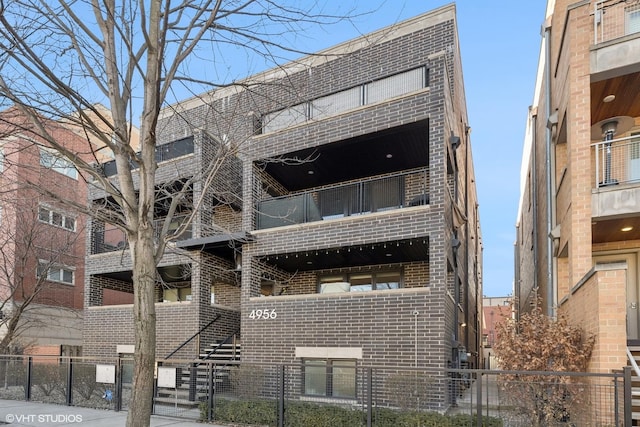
top-left (515, 0), bottom-right (640, 376)
top-left (84, 3), bottom-right (482, 406)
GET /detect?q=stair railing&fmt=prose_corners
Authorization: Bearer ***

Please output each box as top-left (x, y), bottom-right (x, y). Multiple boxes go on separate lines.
top-left (164, 314), bottom-right (221, 359)
top-left (626, 346), bottom-right (640, 377)
top-left (198, 327), bottom-right (241, 364)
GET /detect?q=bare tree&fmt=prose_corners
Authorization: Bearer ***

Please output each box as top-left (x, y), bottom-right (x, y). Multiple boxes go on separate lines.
top-left (0, 1), bottom-right (362, 425)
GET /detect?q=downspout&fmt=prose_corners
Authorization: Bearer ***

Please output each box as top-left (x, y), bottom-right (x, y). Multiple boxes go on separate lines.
top-left (463, 125), bottom-right (472, 367)
top-left (451, 136), bottom-right (461, 370)
top-left (543, 18), bottom-right (556, 318)
top-left (531, 110), bottom-right (539, 298)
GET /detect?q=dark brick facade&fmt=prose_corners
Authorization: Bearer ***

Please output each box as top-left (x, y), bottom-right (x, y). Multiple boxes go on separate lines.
top-left (83, 4), bottom-right (481, 382)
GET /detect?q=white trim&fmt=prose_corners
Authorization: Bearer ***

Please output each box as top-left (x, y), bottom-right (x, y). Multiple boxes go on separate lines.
top-left (295, 347), bottom-right (362, 359)
top-left (116, 344), bottom-right (134, 354)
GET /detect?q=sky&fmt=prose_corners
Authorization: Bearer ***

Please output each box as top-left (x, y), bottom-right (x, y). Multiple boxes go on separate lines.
top-left (304, 1), bottom-right (546, 297)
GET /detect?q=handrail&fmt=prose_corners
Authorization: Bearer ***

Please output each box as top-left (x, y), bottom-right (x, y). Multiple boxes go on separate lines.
top-left (198, 327), bottom-right (241, 365)
top-left (164, 314), bottom-right (221, 359)
top-left (626, 347), bottom-right (640, 378)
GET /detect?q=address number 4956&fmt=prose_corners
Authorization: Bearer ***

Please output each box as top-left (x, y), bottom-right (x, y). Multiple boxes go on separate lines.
top-left (248, 309), bottom-right (277, 320)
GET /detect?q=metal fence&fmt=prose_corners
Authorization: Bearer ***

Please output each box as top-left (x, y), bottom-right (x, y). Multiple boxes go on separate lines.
top-left (0, 356), bottom-right (630, 426)
top-left (256, 168), bottom-right (430, 230)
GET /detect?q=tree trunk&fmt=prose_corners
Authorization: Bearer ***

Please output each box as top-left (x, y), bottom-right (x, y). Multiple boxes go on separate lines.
top-left (126, 227), bottom-right (157, 427)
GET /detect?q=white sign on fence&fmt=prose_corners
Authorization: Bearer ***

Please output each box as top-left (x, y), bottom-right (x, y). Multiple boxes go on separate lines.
top-left (157, 366), bottom-right (177, 388)
top-left (95, 364), bottom-right (116, 384)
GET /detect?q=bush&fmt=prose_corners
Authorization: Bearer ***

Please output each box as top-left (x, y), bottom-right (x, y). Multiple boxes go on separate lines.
top-left (200, 398), bottom-right (503, 427)
top-left (32, 363), bottom-right (64, 397)
top-left (283, 401), bottom-right (362, 427)
top-left (72, 364), bottom-right (98, 401)
top-left (229, 365), bottom-right (265, 399)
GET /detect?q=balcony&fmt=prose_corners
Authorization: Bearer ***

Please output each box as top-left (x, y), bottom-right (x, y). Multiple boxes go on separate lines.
top-left (593, 0), bottom-right (640, 45)
top-left (256, 169), bottom-right (429, 230)
top-left (592, 134), bottom-right (640, 189)
top-left (591, 135), bottom-right (640, 243)
top-left (91, 215), bottom-right (192, 254)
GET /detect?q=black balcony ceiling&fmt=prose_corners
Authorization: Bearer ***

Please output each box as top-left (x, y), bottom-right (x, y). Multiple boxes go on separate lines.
top-left (260, 237), bottom-right (429, 273)
top-left (260, 120), bottom-right (429, 192)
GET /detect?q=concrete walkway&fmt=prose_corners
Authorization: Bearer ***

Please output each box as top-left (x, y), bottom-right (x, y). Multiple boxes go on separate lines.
top-left (0, 399), bottom-right (225, 426)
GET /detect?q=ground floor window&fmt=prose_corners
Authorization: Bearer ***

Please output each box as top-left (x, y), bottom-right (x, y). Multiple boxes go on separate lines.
top-left (303, 359), bottom-right (356, 398)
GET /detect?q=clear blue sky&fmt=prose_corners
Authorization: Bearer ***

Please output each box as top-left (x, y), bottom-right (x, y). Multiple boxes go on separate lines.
top-left (300, 1), bottom-right (546, 297)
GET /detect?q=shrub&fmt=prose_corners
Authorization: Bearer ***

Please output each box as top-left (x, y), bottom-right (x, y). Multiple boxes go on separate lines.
top-left (229, 365), bottom-right (265, 399)
top-left (494, 300), bottom-right (595, 426)
top-left (32, 363), bottom-right (64, 397)
top-left (201, 398), bottom-right (503, 427)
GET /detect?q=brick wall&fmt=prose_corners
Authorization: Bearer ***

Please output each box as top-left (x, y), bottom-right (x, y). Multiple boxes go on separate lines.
top-left (558, 265), bottom-right (626, 374)
top-left (241, 288), bottom-right (448, 368)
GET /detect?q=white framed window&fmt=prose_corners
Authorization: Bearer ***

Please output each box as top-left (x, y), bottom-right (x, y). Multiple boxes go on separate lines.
top-left (38, 206), bottom-right (76, 231)
top-left (40, 149), bottom-right (78, 179)
top-left (626, 4), bottom-right (640, 35)
top-left (0, 147), bottom-right (4, 172)
top-left (37, 261), bottom-right (74, 285)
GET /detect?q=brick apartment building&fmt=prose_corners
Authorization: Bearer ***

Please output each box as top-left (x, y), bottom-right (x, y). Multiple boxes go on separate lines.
top-left (515, 0), bottom-right (640, 376)
top-left (0, 109), bottom-right (87, 356)
top-left (84, 3), bottom-right (482, 403)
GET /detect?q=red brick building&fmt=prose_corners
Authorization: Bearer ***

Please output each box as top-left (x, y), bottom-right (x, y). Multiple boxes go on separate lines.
top-left (0, 108), bottom-right (88, 355)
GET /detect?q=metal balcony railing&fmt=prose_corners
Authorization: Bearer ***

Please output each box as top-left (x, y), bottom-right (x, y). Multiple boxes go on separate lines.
top-left (256, 169), bottom-right (429, 230)
top-left (592, 134), bottom-right (640, 189)
top-left (91, 215), bottom-right (192, 254)
top-left (594, 0), bottom-right (640, 45)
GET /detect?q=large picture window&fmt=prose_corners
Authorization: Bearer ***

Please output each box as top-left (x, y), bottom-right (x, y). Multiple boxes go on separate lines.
top-left (303, 359), bottom-right (356, 399)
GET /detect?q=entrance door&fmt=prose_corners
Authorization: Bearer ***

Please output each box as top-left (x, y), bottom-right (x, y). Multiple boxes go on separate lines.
top-left (594, 253), bottom-right (638, 340)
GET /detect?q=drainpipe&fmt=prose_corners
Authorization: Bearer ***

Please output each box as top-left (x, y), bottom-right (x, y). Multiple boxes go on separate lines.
top-left (531, 110), bottom-right (539, 299)
top-left (543, 18), bottom-right (556, 318)
top-left (451, 136), bottom-right (461, 370)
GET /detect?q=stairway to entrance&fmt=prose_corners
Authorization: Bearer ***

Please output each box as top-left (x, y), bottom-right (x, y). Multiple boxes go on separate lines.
top-left (628, 344), bottom-right (640, 426)
top-left (154, 336), bottom-right (241, 410)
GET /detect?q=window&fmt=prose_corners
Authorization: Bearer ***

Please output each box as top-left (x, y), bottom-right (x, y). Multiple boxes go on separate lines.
top-left (626, 4), bottom-right (640, 35)
top-left (37, 262), bottom-right (74, 285)
top-left (40, 149), bottom-right (78, 179)
top-left (0, 147), bottom-right (4, 172)
top-left (319, 271), bottom-right (401, 293)
top-left (303, 359), bottom-right (356, 399)
top-left (38, 206), bottom-right (76, 231)
top-left (162, 287), bottom-right (192, 302)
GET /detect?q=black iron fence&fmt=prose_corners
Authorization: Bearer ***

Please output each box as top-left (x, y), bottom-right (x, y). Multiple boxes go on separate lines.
top-left (0, 356), bottom-right (630, 426)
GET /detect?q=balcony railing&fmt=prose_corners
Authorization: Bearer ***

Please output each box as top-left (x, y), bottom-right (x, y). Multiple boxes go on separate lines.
top-left (592, 135), bottom-right (640, 189)
top-left (594, 0), bottom-right (640, 45)
top-left (256, 169), bottom-right (429, 230)
top-left (91, 215), bottom-right (192, 254)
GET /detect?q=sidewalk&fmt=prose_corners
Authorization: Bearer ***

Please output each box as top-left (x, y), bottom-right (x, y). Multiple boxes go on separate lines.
top-left (0, 399), bottom-right (226, 426)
